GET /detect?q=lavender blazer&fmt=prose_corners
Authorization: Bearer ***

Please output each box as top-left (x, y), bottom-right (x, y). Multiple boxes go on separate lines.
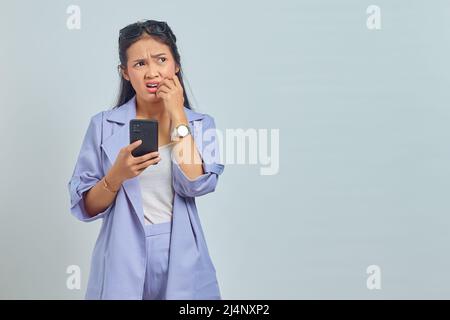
top-left (68, 95), bottom-right (224, 299)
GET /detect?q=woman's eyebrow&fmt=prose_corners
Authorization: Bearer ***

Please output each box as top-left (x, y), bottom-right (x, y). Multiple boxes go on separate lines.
top-left (132, 53), bottom-right (166, 62)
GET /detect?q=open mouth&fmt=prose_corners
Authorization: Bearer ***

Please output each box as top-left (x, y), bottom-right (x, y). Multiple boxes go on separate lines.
top-left (146, 83), bottom-right (158, 93)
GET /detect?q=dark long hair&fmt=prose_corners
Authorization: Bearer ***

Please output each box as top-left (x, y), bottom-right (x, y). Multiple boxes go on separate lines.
top-left (114, 20), bottom-right (192, 110)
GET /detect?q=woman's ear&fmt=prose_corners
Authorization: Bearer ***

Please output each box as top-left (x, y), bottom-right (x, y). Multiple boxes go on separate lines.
top-left (175, 65), bottom-right (180, 74)
top-left (119, 65), bottom-right (130, 81)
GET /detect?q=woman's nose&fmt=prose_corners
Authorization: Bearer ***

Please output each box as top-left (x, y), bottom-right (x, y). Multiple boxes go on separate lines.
top-left (145, 63), bottom-right (159, 78)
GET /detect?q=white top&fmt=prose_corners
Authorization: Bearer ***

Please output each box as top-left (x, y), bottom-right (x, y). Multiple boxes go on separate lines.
top-left (137, 142), bottom-right (176, 225)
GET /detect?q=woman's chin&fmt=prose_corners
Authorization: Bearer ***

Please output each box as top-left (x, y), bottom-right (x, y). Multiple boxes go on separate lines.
top-left (141, 92), bottom-right (161, 101)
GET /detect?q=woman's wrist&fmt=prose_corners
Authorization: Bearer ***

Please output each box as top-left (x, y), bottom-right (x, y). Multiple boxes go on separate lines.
top-left (105, 169), bottom-right (123, 192)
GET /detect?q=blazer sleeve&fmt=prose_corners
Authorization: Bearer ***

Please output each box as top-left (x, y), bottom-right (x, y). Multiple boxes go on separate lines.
top-left (172, 114), bottom-right (225, 198)
top-left (67, 112), bottom-right (112, 222)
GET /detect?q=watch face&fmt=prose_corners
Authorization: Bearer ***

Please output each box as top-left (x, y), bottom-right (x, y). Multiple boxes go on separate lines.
top-left (177, 125), bottom-right (189, 137)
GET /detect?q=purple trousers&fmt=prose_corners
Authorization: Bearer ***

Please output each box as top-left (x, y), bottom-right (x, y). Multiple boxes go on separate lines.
top-left (142, 221), bottom-right (172, 300)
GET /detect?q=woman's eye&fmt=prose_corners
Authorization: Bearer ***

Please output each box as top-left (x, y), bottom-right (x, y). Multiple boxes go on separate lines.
top-left (158, 57), bottom-right (166, 63)
top-left (135, 61), bottom-right (145, 67)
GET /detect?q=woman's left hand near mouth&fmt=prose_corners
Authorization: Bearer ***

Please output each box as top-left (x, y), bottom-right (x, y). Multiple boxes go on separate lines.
top-left (155, 75), bottom-right (186, 120)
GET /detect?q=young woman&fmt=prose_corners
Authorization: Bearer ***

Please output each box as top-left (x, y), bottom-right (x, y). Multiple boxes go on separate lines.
top-left (68, 20), bottom-right (224, 300)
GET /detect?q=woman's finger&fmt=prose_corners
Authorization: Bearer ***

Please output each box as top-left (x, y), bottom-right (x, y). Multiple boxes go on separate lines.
top-left (133, 151), bottom-right (159, 164)
top-left (127, 139), bottom-right (142, 153)
top-left (156, 88), bottom-right (169, 98)
top-left (158, 83), bottom-right (172, 93)
top-left (159, 78), bottom-right (174, 90)
top-left (135, 156), bottom-right (161, 170)
top-left (169, 76), bottom-right (178, 88)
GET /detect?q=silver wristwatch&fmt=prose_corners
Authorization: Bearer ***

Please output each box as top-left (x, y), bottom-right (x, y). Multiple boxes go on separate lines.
top-left (171, 123), bottom-right (191, 141)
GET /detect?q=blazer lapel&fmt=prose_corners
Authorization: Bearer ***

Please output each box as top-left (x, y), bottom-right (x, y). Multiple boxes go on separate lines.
top-left (101, 96), bottom-right (145, 225)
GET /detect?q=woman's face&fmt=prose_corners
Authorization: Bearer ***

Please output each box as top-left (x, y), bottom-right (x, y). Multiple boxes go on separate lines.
top-left (121, 35), bottom-right (180, 104)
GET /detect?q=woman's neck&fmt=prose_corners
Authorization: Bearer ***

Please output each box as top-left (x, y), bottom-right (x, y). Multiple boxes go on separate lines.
top-left (135, 95), bottom-right (167, 120)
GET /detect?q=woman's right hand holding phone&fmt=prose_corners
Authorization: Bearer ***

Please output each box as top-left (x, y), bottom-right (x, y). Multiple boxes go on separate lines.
top-left (106, 140), bottom-right (161, 189)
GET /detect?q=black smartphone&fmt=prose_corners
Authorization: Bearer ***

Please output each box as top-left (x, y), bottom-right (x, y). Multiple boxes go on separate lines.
top-left (129, 119), bottom-right (158, 157)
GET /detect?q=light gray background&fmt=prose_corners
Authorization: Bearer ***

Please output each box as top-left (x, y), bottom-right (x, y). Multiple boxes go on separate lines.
top-left (0, 0), bottom-right (449, 299)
